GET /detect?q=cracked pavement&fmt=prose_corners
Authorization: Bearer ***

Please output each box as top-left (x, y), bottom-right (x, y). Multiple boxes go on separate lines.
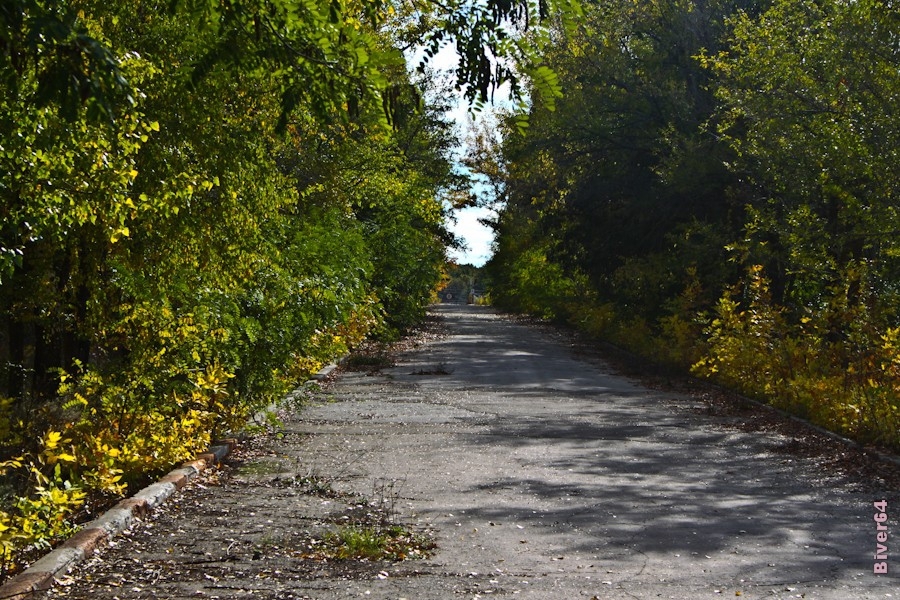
top-left (44, 304), bottom-right (899, 599)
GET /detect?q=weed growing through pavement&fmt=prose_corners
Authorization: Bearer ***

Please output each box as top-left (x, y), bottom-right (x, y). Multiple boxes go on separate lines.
top-left (297, 477), bottom-right (435, 562)
top-left (318, 525), bottom-right (435, 561)
top-left (280, 381), bottom-right (320, 412)
top-left (371, 477), bottom-right (404, 523)
top-left (292, 472), bottom-right (342, 497)
top-left (245, 381), bottom-right (322, 432)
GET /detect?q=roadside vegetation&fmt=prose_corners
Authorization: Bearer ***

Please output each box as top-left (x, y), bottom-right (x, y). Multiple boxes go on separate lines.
top-left (482, 0), bottom-right (900, 453)
top-left (0, 0), bottom-right (575, 581)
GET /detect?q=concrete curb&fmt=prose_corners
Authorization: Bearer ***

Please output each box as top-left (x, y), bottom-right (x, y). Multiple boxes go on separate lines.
top-left (0, 358), bottom-right (343, 600)
top-left (310, 360), bottom-right (342, 381)
top-left (0, 439), bottom-right (236, 600)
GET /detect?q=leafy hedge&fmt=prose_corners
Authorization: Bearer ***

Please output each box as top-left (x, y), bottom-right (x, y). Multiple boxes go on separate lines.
top-left (485, 0), bottom-right (900, 453)
top-left (0, 0), bottom-right (463, 579)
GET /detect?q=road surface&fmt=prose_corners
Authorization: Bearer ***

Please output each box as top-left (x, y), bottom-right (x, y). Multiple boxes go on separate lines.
top-left (45, 305), bottom-right (898, 599)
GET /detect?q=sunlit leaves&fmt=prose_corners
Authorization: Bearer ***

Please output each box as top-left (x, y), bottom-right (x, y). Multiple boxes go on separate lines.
top-left (487, 0), bottom-right (900, 451)
top-left (0, 0), bottom-right (458, 578)
top-left (707, 0), bottom-right (900, 314)
top-left (491, 0), bottom-right (741, 315)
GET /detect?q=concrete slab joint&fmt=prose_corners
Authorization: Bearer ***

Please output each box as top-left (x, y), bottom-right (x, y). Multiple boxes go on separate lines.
top-left (0, 572), bottom-right (54, 600)
top-left (132, 482), bottom-right (176, 509)
top-left (59, 529), bottom-right (108, 556)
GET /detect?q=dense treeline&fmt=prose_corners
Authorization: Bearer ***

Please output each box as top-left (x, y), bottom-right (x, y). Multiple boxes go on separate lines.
top-left (0, 0), bottom-right (578, 577)
top-left (0, 2), bottom-right (449, 573)
top-left (486, 0), bottom-right (900, 450)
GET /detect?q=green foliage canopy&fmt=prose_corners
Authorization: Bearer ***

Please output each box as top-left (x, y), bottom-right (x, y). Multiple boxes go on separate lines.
top-left (486, 0), bottom-right (900, 449)
top-left (1, 0), bottom-right (566, 575)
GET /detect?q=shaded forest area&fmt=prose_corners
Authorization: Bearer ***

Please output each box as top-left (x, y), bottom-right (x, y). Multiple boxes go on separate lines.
top-left (0, 0), bottom-right (578, 578)
top-left (484, 0), bottom-right (900, 453)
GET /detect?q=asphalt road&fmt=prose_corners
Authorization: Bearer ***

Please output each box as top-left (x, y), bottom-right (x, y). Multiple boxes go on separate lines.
top-left (45, 304), bottom-right (898, 599)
